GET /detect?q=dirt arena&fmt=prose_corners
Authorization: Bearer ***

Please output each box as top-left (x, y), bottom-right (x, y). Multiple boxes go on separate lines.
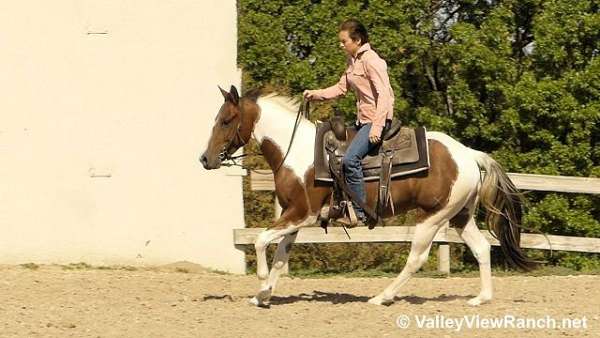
top-left (1, 263), bottom-right (598, 338)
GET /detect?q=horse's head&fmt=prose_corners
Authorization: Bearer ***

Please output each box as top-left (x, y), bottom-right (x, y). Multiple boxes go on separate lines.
top-left (200, 85), bottom-right (260, 169)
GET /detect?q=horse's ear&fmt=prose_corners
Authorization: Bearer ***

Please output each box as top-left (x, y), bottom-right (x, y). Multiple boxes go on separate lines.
top-left (218, 85), bottom-right (229, 101)
top-left (230, 85), bottom-right (240, 105)
top-left (243, 87), bottom-right (262, 102)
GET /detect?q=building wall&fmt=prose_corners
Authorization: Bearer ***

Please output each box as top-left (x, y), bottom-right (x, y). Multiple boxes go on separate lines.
top-left (0, 0), bottom-right (246, 273)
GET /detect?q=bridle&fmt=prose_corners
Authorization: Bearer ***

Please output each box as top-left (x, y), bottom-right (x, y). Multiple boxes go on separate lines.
top-left (219, 98), bottom-right (310, 175)
top-left (219, 116), bottom-right (249, 163)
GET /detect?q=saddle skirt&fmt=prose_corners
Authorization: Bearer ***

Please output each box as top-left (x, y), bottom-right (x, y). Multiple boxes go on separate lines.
top-left (314, 122), bottom-right (430, 183)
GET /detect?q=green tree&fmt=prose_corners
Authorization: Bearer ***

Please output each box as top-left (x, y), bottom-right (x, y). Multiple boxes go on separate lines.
top-left (238, 0), bottom-right (600, 272)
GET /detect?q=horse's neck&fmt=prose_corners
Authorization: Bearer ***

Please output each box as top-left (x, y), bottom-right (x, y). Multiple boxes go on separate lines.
top-left (253, 100), bottom-right (315, 180)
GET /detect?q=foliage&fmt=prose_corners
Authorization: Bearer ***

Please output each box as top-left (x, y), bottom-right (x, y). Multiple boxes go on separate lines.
top-left (238, 0), bottom-right (600, 272)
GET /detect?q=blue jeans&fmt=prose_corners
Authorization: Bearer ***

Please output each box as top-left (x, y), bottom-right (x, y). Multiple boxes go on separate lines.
top-left (342, 123), bottom-right (376, 219)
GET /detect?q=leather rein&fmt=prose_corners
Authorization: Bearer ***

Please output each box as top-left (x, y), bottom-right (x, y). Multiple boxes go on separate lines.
top-left (220, 99), bottom-right (310, 175)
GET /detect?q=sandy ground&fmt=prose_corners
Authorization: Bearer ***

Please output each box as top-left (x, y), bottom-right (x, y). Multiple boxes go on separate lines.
top-left (0, 263), bottom-right (599, 338)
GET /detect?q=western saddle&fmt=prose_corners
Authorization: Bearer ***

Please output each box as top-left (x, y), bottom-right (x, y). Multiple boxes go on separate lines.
top-left (314, 116), bottom-right (430, 229)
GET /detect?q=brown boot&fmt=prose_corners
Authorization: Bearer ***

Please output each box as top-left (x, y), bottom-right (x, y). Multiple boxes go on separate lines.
top-left (334, 215), bottom-right (367, 228)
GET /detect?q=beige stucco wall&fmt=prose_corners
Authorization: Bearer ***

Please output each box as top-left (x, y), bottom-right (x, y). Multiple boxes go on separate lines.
top-left (0, 1), bottom-right (246, 273)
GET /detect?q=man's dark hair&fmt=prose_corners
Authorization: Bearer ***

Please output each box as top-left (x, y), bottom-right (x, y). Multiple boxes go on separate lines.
top-left (340, 19), bottom-right (369, 45)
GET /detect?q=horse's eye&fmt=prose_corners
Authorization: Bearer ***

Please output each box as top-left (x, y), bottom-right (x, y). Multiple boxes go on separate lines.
top-left (221, 119), bottom-right (230, 127)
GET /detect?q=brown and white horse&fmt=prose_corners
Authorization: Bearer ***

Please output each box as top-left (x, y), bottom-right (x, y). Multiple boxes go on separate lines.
top-left (201, 85), bottom-right (535, 307)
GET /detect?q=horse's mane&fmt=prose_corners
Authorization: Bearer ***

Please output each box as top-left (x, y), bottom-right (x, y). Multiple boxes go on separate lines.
top-left (257, 92), bottom-right (301, 116)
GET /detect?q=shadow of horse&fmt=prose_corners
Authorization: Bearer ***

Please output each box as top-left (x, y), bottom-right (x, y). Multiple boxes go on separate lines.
top-left (269, 290), bottom-right (370, 305)
top-left (395, 294), bottom-right (473, 305)
top-left (201, 291), bottom-right (473, 307)
top-left (270, 291), bottom-right (473, 306)
top-left (202, 294), bottom-right (237, 301)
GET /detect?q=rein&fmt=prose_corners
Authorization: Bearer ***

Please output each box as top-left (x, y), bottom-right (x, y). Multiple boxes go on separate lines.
top-left (220, 98), bottom-right (310, 176)
top-left (272, 100), bottom-right (309, 174)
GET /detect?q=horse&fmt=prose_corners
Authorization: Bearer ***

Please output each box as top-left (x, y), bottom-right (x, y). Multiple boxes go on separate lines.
top-left (200, 85), bottom-right (536, 307)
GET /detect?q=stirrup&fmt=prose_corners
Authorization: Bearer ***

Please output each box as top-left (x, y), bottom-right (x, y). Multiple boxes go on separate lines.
top-left (346, 202), bottom-right (358, 226)
top-left (334, 217), bottom-right (364, 228)
top-left (333, 202), bottom-right (367, 228)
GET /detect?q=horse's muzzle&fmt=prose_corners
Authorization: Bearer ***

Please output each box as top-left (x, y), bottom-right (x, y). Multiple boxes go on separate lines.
top-left (200, 152), bottom-right (221, 170)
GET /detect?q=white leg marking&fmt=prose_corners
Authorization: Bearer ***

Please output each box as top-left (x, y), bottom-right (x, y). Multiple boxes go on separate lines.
top-left (265, 231), bottom-right (298, 294)
top-left (251, 216), bottom-right (316, 307)
top-left (368, 216), bottom-right (444, 306)
top-left (254, 230), bottom-right (276, 283)
top-left (458, 217), bottom-right (493, 306)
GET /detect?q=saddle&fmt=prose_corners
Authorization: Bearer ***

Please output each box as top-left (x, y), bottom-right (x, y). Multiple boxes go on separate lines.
top-left (314, 117), bottom-right (430, 228)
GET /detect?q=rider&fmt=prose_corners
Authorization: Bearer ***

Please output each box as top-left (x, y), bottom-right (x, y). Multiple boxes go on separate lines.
top-left (304, 19), bottom-right (395, 225)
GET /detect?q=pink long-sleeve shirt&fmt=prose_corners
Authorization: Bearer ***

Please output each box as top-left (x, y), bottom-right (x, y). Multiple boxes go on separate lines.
top-left (312, 43), bottom-right (395, 137)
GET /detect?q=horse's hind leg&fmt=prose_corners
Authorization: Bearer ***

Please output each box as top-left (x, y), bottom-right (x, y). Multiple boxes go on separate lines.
top-left (457, 216), bottom-right (492, 306)
top-left (368, 214), bottom-right (445, 306)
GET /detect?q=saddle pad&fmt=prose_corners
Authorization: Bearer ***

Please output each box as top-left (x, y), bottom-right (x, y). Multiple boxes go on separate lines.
top-left (314, 123), bottom-right (430, 183)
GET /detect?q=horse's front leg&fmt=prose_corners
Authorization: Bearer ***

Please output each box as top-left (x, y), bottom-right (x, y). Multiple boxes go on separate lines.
top-left (265, 230), bottom-right (298, 292)
top-left (251, 216), bottom-right (315, 307)
top-left (254, 229), bottom-right (278, 295)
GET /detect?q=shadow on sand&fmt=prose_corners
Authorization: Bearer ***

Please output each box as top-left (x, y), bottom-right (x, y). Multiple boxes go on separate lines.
top-left (268, 291), bottom-right (473, 306)
top-left (201, 291), bottom-right (473, 307)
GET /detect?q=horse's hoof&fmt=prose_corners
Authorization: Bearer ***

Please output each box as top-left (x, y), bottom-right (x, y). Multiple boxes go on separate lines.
top-left (250, 287), bottom-right (272, 308)
top-left (249, 296), bottom-right (270, 308)
top-left (467, 295), bottom-right (491, 306)
top-left (249, 296), bottom-right (260, 306)
top-left (256, 287), bottom-right (272, 301)
top-left (368, 295), bottom-right (394, 306)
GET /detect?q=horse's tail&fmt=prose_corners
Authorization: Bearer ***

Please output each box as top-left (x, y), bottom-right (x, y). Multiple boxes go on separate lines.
top-left (471, 150), bottom-right (538, 271)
